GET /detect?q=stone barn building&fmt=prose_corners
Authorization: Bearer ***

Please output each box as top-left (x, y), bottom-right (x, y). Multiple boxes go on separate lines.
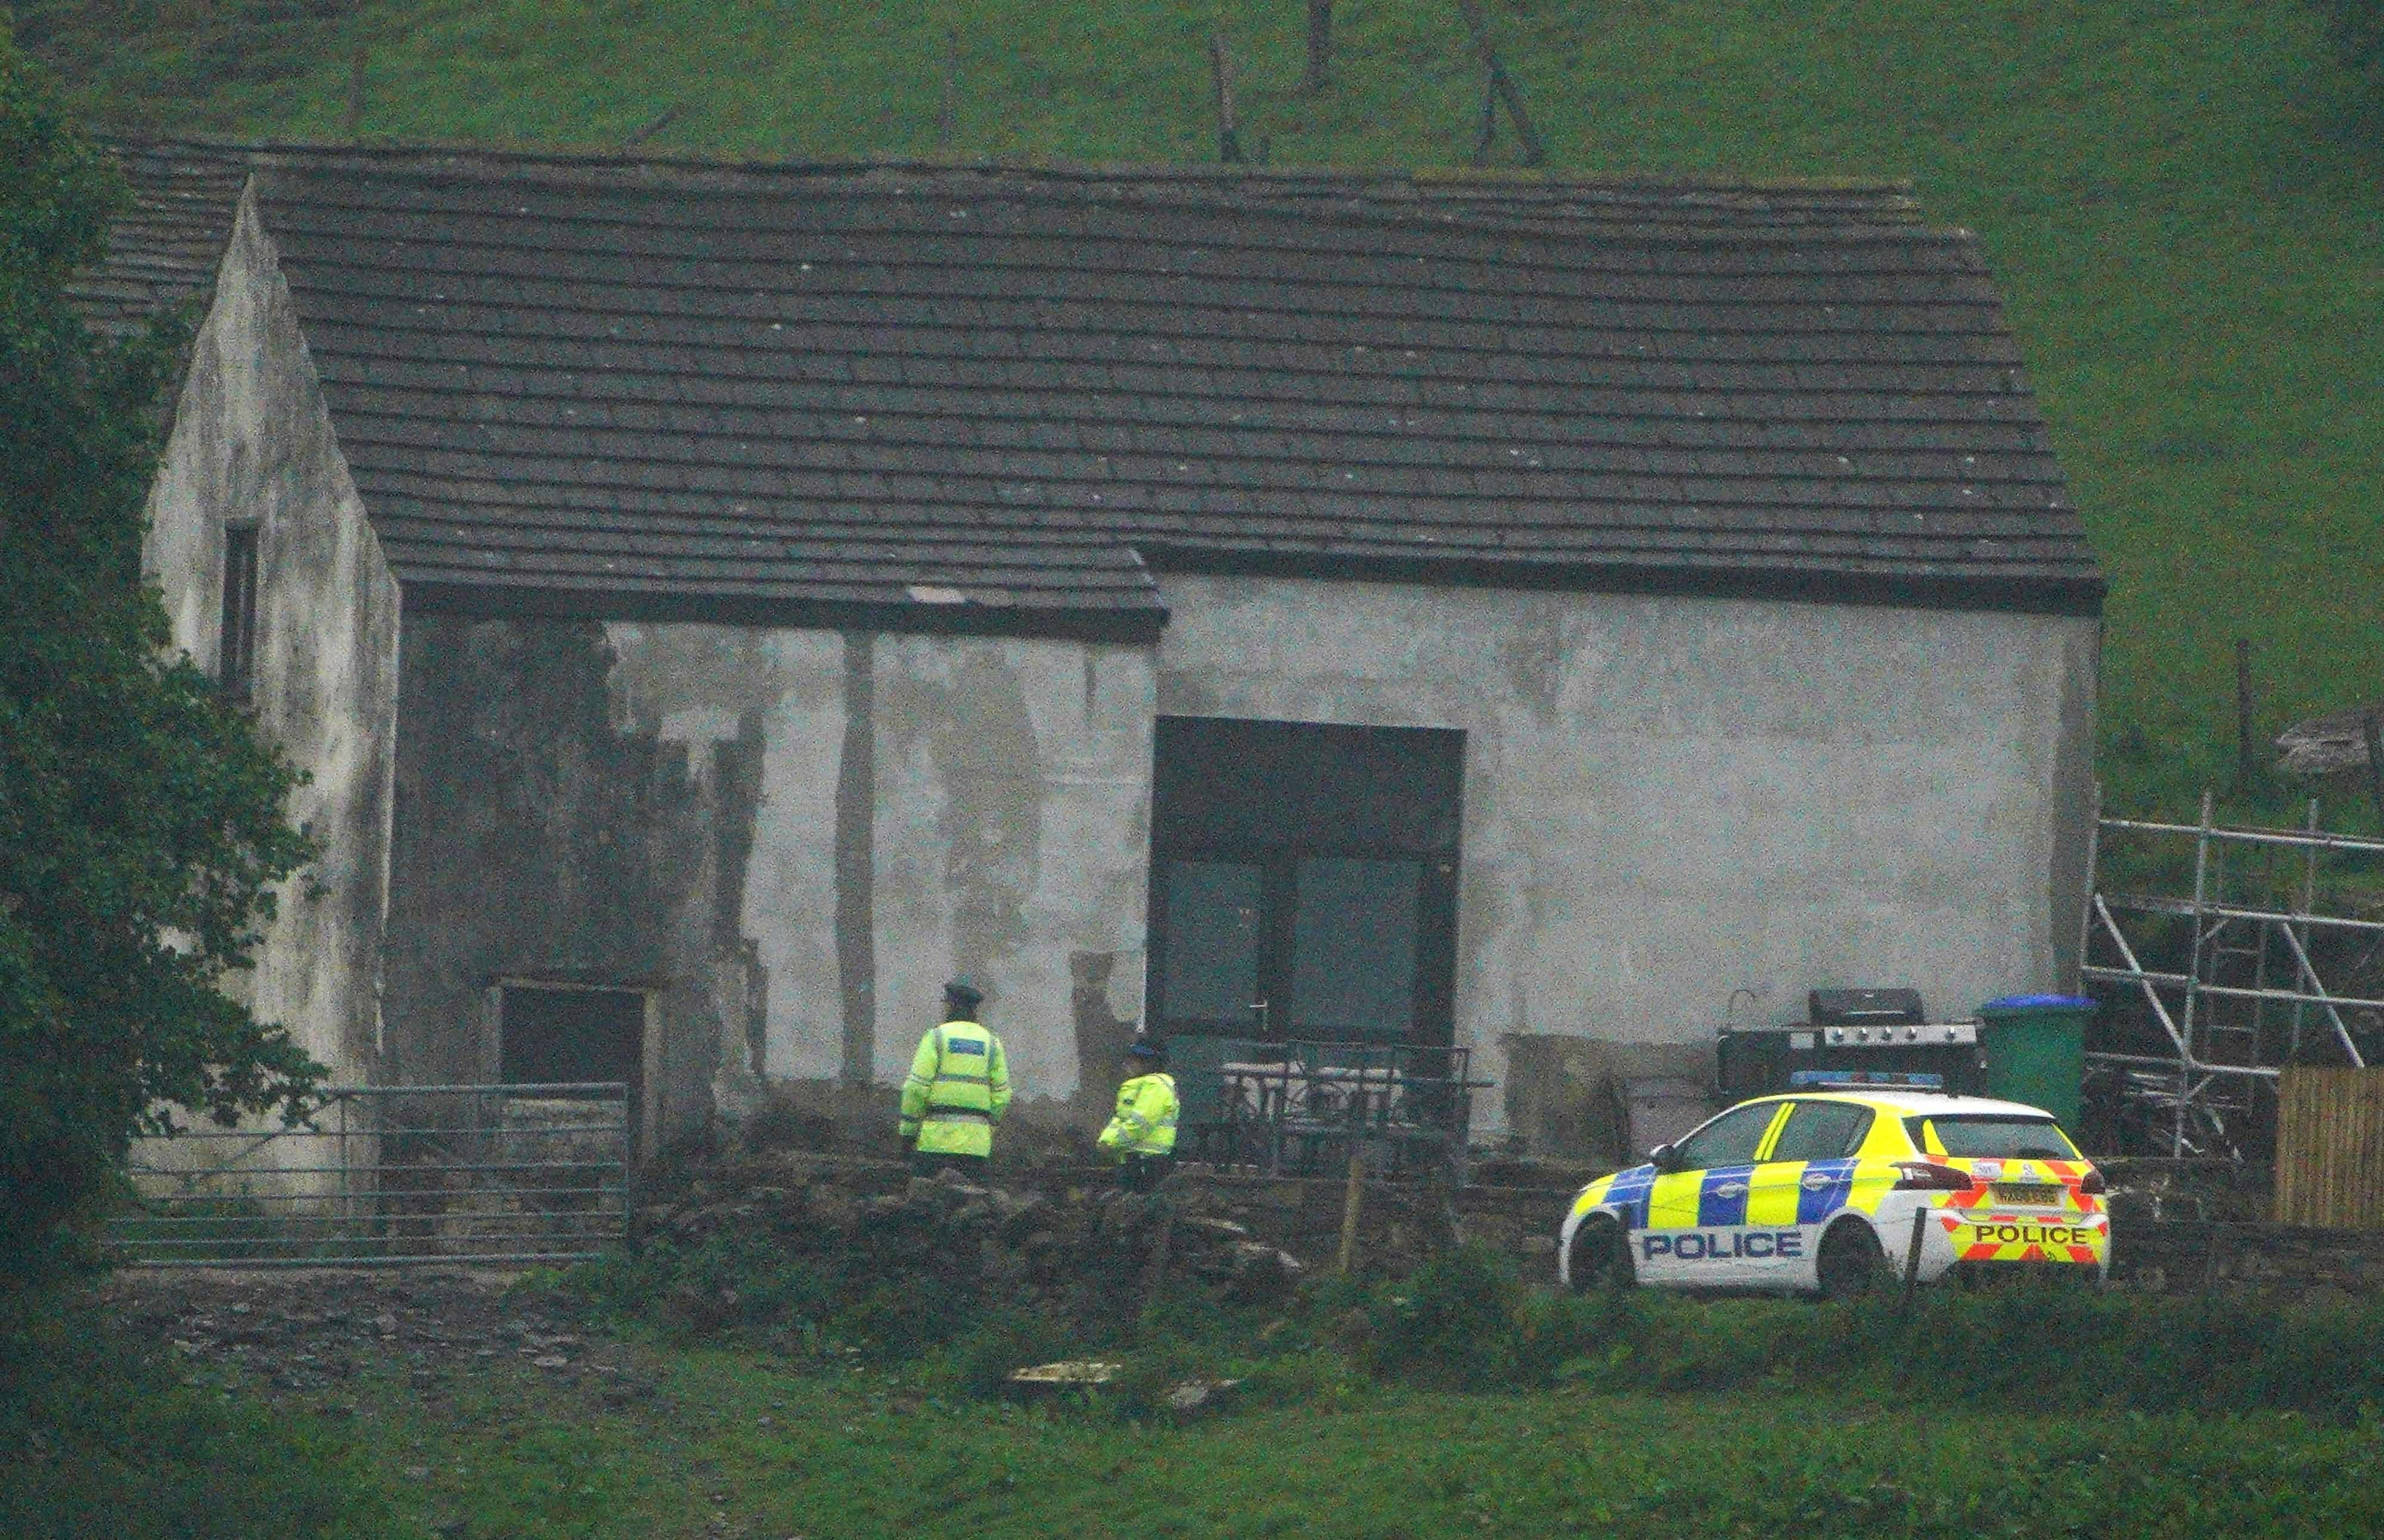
top-left (83, 143), bottom-right (2101, 1159)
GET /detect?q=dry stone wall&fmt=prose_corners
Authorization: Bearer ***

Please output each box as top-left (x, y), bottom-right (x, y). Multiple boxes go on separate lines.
top-left (642, 1153), bottom-right (1577, 1302)
top-left (646, 1151), bottom-right (2383, 1303)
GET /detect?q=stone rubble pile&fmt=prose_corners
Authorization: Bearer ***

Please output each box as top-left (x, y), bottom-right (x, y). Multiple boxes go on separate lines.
top-left (643, 1160), bottom-right (1308, 1315)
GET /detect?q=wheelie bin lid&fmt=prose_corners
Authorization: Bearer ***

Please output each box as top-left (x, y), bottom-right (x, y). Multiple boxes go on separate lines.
top-left (1978, 993), bottom-right (2097, 1013)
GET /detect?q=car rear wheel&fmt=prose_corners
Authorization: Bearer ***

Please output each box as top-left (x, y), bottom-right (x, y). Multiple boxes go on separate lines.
top-left (1566, 1215), bottom-right (1635, 1292)
top-left (1815, 1221), bottom-right (1887, 1302)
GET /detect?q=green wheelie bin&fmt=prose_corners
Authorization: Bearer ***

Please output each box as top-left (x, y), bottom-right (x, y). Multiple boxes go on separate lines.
top-left (1976, 993), bottom-right (2096, 1130)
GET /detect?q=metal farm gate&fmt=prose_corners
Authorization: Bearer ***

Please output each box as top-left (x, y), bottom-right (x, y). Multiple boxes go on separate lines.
top-left (107, 1083), bottom-right (632, 1267)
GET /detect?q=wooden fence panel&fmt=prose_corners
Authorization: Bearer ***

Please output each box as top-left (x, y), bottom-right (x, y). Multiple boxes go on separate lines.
top-left (2275, 1068), bottom-right (2384, 1230)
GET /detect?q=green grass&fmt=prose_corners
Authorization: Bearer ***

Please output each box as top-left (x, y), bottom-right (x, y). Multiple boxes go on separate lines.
top-left (14, 0), bottom-right (2384, 818)
top-left (22, 1259), bottom-right (2384, 1540)
top-left (0, 1290), bottom-right (403, 1540)
top-left (267, 1334), bottom-right (2384, 1539)
top-left (565, 1235), bottom-right (2384, 1420)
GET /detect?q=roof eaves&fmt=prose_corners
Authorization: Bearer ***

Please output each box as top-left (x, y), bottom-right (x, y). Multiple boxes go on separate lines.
top-left (398, 576), bottom-right (1172, 645)
top-left (1134, 541), bottom-right (2106, 618)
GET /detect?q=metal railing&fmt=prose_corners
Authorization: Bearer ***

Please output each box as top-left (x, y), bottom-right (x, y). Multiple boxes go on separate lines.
top-left (107, 1083), bottom-right (632, 1267)
top-left (1197, 1039), bottom-right (1490, 1181)
top-left (2083, 789), bottom-right (2384, 1157)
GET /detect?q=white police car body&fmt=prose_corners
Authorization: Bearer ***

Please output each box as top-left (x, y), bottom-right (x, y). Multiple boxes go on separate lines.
top-left (1557, 1082), bottom-right (2110, 1299)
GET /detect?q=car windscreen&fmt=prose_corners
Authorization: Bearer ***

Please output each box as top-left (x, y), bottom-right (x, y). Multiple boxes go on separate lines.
top-left (1905, 1114), bottom-right (2081, 1160)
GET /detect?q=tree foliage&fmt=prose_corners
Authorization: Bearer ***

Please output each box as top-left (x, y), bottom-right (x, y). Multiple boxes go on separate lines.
top-left (0, 36), bottom-right (321, 1286)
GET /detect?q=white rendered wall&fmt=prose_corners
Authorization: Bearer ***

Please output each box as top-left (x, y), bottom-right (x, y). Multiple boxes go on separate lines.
top-left (1152, 574), bottom-right (2101, 1129)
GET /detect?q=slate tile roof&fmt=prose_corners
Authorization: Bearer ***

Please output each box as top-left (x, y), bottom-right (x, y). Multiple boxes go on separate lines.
top-left (91, 144), bottom-right (2100, 638)
top-left (68, 142), bottom-right (250, 338)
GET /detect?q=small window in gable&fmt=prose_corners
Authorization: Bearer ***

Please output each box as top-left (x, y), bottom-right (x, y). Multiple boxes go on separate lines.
top-left (219, 521), bottom-right (260, 703)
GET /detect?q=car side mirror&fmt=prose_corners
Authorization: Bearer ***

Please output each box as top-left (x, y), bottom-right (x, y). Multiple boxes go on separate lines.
top-left (1648, 1143), bottom-right (1681, 1173)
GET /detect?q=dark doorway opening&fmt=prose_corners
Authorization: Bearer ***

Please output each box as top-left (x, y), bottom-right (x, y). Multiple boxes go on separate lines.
top-left (1146, 717), bottom-right (1463, 1046)
top-left (499, 985), bottom-right (644, 1101)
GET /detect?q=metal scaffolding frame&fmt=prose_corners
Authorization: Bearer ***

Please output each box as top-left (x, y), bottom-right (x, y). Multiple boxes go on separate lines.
top-left (2082, 789), bottom-right (2384, 1157)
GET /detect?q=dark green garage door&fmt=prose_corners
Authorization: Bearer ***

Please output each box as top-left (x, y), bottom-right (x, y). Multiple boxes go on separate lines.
top-left (1146, 717), bottom-right (1463, 1048)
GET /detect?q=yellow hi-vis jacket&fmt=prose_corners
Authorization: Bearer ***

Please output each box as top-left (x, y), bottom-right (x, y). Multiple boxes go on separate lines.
top-left (899, 1019), bottom-right (1011, 1157)
top-left (1097, 1072), bottom-right (1179, 1159)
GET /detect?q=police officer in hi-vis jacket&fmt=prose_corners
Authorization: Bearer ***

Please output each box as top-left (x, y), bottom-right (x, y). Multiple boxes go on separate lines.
top-left (898, 980), bottom-right (1012, 1177)
top-left (1097, 1038), bottom-right (1179, 1191)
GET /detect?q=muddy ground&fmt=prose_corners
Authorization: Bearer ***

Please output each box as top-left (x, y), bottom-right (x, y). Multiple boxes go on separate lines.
top-left (100, 1268), bottom-right (660, 1409)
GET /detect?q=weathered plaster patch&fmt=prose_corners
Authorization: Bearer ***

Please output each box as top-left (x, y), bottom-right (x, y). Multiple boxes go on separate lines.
top-left (604, 623), bottom-right (796, 729)
top-left (868, 635), bottom-right (1153, 1100)
top-left (727, 632), bottom-right (848, 1080)
top-left (384, 619), bottom-right (769, 1145)
top-left (588, 625), bottom-right (1157, 1103)
top-left (1070, 949), bottom-right (1140, 1116)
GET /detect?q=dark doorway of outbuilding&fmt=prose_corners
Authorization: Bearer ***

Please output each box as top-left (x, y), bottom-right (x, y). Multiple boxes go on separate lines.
top-left (1146, 717), bottom-right (1463, 1047)
top-left (498, 983), bottom-right (645, 1105)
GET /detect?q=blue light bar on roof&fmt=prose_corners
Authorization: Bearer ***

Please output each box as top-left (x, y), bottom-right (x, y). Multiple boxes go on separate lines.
top-left (1789, 1069), bottom-right (1945, 1089)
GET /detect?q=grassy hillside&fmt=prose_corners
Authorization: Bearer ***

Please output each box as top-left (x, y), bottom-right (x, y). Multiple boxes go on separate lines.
top-left (15, 0), bottom-right (2384, 818)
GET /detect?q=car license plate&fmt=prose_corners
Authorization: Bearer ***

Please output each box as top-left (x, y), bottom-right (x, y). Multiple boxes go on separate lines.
top-left (1991, 1182), bottom-right (2062, 1206)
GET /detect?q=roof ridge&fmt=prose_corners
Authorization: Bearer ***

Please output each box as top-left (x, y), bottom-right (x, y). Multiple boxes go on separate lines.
top-left (110, 134), bottom-right (1917, 195)
top-left (113, 137), bottom-right (1956, 248)
top-left (257, 185), bottom-right (1972, 260)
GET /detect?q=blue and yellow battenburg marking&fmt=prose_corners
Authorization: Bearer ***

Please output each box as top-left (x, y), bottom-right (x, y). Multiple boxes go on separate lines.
top-left (1572, 1156), bottom-right (1869, 1267)
top-left (1696, 1165), bottom-right (1753, 1227)
top-left (1795, 1158), bottom-right (1859, 1223)
top-left (1570, 1156), bottom-right (1886, 1234)
top-left (1593, 1164), bottom-right (1655, 1228)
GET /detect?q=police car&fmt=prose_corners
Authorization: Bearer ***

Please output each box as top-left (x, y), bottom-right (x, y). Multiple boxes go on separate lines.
top-left (1558, 1076), bottom-right (2109, 1298)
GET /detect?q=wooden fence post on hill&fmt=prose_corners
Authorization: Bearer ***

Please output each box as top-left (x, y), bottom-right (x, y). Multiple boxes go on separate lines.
top-left (938, 28), bottom-right (960, 149)
top-left (622, 105), bottom-right (681, 149)
top-left (1208, 32), bottom-right (1244, 165)
top-left (1453, 0), bottom-right (1547, 168)
top-left (346, 47), bottom-right (367, 143)
top-left (2235, 638), bottom-right (2255, 793)
top-left (2275, 1067), bottom-right (2384, 1230)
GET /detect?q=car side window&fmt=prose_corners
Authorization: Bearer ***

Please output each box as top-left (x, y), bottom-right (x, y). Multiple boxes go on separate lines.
top-left (1672, 1103), bottom-right (1780, 1170)
top-left (1767, 1101), bottom-right (1873, 1163)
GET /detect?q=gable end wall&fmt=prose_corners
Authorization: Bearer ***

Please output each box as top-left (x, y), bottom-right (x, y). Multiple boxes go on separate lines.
top-left (141, 184), bottom-right (402, 1086)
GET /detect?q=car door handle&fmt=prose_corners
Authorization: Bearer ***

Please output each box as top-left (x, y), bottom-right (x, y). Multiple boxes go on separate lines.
top-left (1714, 1182), bottom-right (1747, 1198)
top-left (1800, 1175), bottom-right (1833, 1190)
